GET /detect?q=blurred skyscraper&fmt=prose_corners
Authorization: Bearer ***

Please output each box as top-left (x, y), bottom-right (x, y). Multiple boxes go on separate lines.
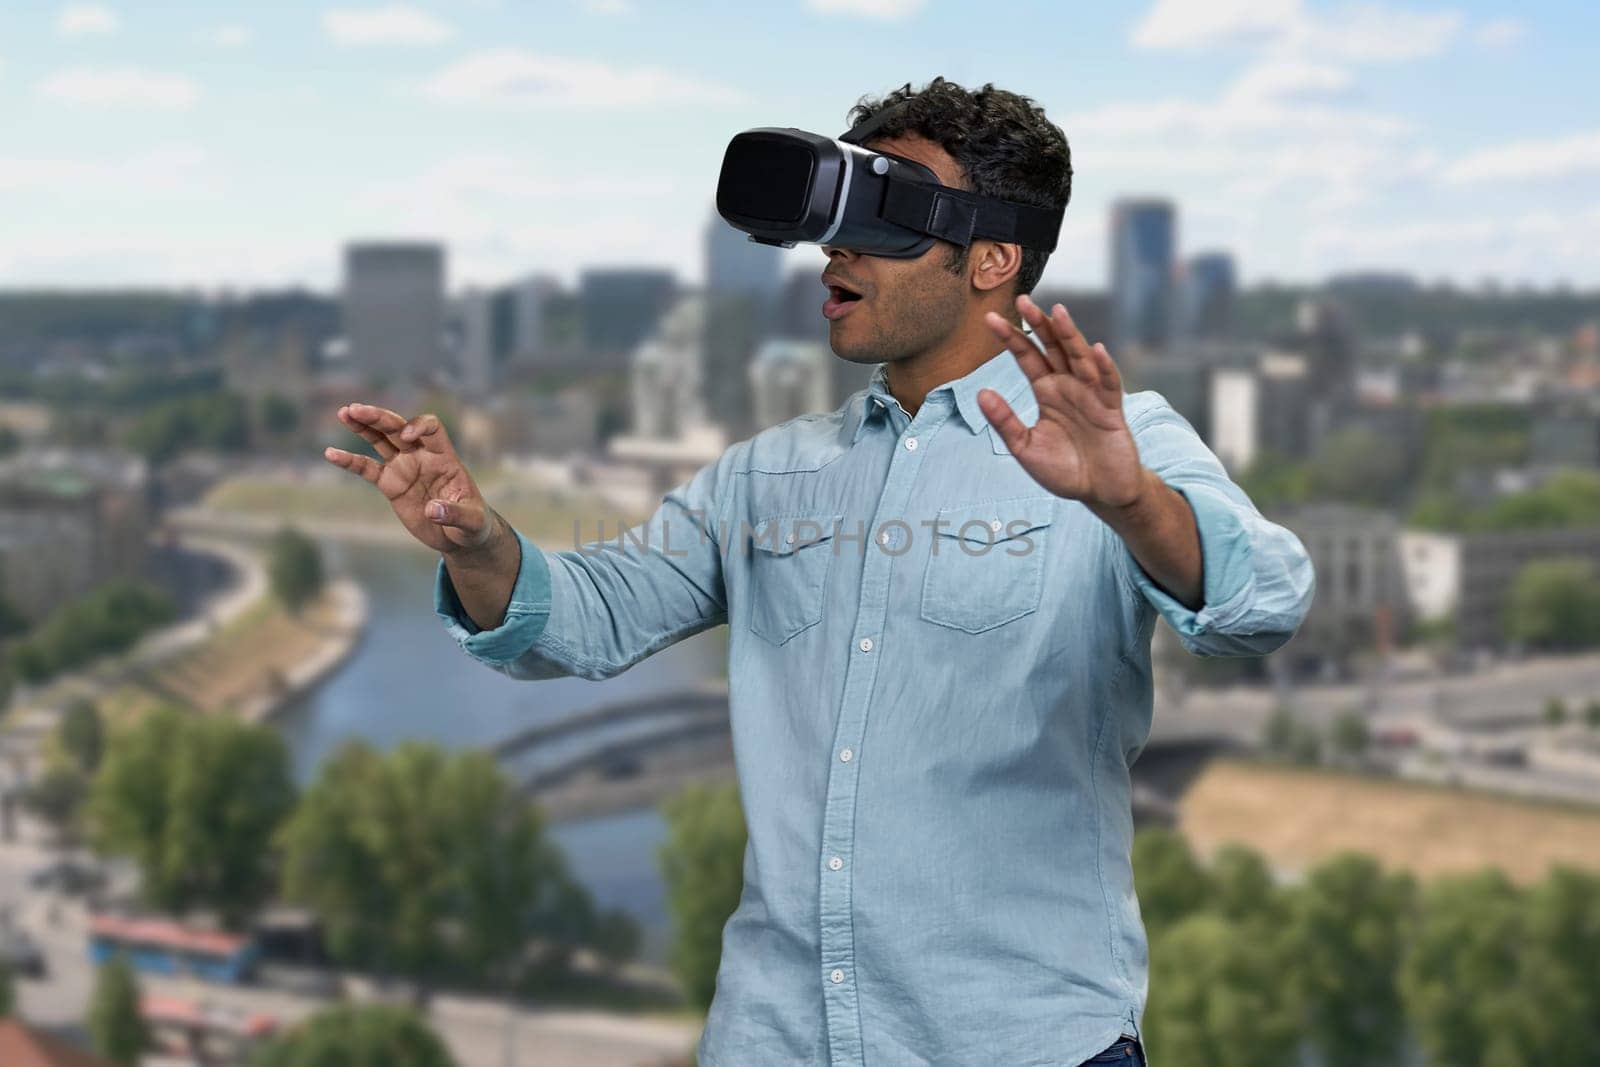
top-left (579, 268), bottom-right (678, 370)
top-left (749, 339), bottom-right (833, 429)
top-left (342, 242), bottom-right (445, 382)
top-left (702, 214), bottom-right (787, 439)
top-left (1109, 198), bottom-right (1176, 354)
top-left (1177, 252), bottom-right (1236, 341)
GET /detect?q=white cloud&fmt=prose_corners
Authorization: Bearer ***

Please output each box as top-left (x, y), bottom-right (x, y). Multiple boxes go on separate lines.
top-left (1442, 130), bottom-right (1600, 185)
top-left (58, 3), bottom-right (118, 37)
top-left (1226, 57), bottom-right (1353, 105)
top-left (1474, 17), bottom-right (1525, 48)
top-left (807, 0), bottom-right (927, 18)
top-left (1133, 0), bottom-right (1301, 51)
top-left (580, 0), bottom-right (634, 13)
top-left (0, 146), bottom-right (207, 194)
top-left (1133, 0), bottom-right (1462, 62)
top-left (322, 6), bottom-right (455, 46)
top-left (36, 67), bottom-right (199, 109)
top-left (197, 25), bottom-right (253, 48)
top-left (420, 50), bottom-right (745, 109)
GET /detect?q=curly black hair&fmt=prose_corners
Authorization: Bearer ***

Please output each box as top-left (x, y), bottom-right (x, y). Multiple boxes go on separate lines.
top-left (844, 76), bottom-right (1072, 298)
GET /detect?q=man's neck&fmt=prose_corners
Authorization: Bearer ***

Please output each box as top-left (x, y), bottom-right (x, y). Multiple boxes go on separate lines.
top-left (884, 317), bottom-right (1018, 419)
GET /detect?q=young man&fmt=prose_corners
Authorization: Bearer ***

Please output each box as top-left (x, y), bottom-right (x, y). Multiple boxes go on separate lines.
top-left (325, 78), bottom-right (1315, 1067)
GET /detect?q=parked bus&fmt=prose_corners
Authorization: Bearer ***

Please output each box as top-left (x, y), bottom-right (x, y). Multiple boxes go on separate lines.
top-left (87, 914), bottom-right (259, 985)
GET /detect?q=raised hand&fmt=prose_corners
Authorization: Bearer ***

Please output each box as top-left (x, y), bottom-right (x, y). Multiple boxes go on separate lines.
top-left (977, 294), bottom-right (1146, 512)
top-left (323, 403), bottom-right (497, 555)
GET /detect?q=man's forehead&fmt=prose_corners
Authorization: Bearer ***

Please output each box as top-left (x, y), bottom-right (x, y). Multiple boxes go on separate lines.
top-left (863, 133), bottom-right (964, 189)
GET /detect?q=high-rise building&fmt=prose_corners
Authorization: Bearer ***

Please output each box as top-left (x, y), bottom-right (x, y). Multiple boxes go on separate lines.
top-left (579, 268), bottom-right (677, 369)
top-left (342, 242), bottom-right (445, 382)
top-left (1109, 198), bottom-right (1176, 354)
top-left (508, 273), bottom-right (560, 363)
top-left (706, 213), bottom-right (786, 301)
top-left (1177, 252), bottom-right (1236, 341)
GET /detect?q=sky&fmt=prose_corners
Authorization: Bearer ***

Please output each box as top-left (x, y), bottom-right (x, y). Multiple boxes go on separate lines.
top-left (0, 0), bottom-right (1596, 294)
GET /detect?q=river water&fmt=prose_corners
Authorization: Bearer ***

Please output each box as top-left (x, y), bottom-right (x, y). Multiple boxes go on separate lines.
top-left (271, 539), bottom-right (725, 966)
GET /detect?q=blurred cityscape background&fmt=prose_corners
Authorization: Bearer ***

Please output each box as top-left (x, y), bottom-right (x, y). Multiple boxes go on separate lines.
top-left (1, 2), bottom-right (1599, 1065)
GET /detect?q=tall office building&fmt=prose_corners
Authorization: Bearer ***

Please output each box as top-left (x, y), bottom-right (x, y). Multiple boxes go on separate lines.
top-left (579, 268), bottom-right (677, 369)
top-left (702, 212), bottom-right (789, 440)
top-left (508, 273), bottom-right (560, 362)
top-left (1177, 251), bottom-right (1236, 341)
top-left (342, 242), bottom-right (445, 381)
top-left (1109, 198), bottom-right (1176, 354)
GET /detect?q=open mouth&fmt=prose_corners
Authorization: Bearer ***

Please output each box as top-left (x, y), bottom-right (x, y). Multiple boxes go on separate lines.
top-left (823, 283), bottom-right (864, 320)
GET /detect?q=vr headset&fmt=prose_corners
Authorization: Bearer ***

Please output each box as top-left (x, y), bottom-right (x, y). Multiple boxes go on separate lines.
top-left (715, 104), bottom-right (1065, 259)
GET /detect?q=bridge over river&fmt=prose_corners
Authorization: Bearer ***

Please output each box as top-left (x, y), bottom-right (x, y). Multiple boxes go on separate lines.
top-left (493, 681), bottom-right (1240, 825)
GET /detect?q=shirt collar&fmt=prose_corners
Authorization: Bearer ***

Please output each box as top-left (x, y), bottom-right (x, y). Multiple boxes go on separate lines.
top-left (849, 346), bottom-right (1037, 445)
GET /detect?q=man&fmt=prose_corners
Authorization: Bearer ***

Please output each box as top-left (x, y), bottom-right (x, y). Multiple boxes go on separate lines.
top-left (324, 78), bottom-right (1315, 1067)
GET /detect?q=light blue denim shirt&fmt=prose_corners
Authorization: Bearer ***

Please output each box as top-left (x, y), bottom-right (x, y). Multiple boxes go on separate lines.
top-left (434, 349), bottom-right (1316, 1066)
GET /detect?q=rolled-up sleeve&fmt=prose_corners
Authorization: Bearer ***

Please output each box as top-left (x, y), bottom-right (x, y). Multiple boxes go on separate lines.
top-left (433, 444), bottom-right (737, 681)
top-left (1112, 393), bottom-right (1316, 658)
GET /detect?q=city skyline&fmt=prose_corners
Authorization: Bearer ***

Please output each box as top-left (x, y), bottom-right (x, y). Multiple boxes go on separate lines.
top-left (0, 1), bottom-right (1595, 292)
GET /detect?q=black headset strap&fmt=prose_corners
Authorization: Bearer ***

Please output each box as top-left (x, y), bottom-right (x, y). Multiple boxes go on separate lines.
top-left (881, 179), bottom-right (1064, 253)
top-left (839, 104), bottom-right (1064, 253)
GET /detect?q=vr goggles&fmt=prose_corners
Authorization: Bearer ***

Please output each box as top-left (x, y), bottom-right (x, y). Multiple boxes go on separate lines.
top-left (715, 106), bottom-right (1065, 259)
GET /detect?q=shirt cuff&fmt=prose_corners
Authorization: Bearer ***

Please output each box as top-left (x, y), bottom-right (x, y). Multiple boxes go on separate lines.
top-left (1122, 479), bottom-right (1257, 638)
top-left (432, 526), bottom-right (553, 666)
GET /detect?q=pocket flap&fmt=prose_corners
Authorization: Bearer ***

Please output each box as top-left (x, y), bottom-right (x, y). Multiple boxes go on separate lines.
top-left (746, 513), bottom-right (844, 556)
top-left (933, 495), bottom-right (1055, 546)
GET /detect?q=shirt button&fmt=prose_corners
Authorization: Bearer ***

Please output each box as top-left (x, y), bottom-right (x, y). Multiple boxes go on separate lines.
top-left (904, 436), bottom-right (918, 451)
top-left (839, 747), bottom-right (853, 762)
top-left (785, 532), bottom-right (795, 544)
top-left (858, 637), bottom-right (873, 652)
top-left (989, 518), bottom-right (1002, 532)
top-left (878, 530), bottom-right (891, 545)
top-left (828, 856), bottom-right (843, 871)
top-left (830, 969), bottom-right (845, 984)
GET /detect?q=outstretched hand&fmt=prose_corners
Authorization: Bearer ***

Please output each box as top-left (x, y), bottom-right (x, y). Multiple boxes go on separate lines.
top-left (977, 294), bottom-right (1146, 512)
top-left (323, 403), bottom-right (498, 556)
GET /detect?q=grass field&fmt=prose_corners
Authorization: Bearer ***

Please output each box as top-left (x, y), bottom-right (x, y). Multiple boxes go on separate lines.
top-left (96, 586), bottom-right (346, 724)
top-left (203, 473), bottom-right (650, 549)
top-left (1179, 755), bottom-right (1600, 885)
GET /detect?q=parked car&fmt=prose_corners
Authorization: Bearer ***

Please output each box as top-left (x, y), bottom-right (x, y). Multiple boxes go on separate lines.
top-left (26, 856), bottom-right (107, 895)
top-left (0, 926), bottom-right (48, 979)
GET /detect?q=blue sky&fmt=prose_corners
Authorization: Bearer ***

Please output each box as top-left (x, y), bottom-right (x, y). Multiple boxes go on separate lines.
top-left (0, 1), bottom-right (1595, 293)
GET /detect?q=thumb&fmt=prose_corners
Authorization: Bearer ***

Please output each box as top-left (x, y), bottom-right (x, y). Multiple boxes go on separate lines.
top-left (425, 497), bottom-right (493, 548)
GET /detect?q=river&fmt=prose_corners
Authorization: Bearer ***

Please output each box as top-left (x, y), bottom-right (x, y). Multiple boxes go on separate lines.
top-left (271, 539), bottom-right (726, 967)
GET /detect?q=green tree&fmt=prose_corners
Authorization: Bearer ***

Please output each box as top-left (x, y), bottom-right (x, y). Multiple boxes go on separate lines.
top-left (1330, 709), bottom-right (1369, 762)
top-left (0, 959), bottom-right (13, 1017)
top-left (1284, 853), bottom-right (1416, 1067)
top-left (267, 526), bottom-right (324, 616)
top-left (593, 906), bottom-right (643, 970)
top-left (1585, 700), bottom-right (1600, 729)
top-left (279, 741), bottom-right (584, 988)
top-left (1398, 869), bottom-right (1524, 1067)
top-left (24, 762), bottom-right (89, 844)
top-left (658, 780), bottom-right (747, 1012)
top-left (1143, 913), bottom-right (1300, 1067)
top-left (1490, 866), bottom-right (1600, 1063)
top-left (1207, 843), bottom-right (1283, 928)
top-left (252, 1003), bottom-right (455, 1067)
top-left (1131, 827), bottom-right (1213, 936)
top-left (259, 393), bottom-right (301, 439)
top-left (89, 955), bottom-right (149, 1066)
top-left (1306, 426), bottom-right (1410, 508)
top-left (90, 707), bottom-right (295, 926)
top-left (1544, 696), bottom-right (1569, 727)
top-left (59, 697), bottom-right (105, 774)
top-left (1505, 558), bottom-right (1600, 651)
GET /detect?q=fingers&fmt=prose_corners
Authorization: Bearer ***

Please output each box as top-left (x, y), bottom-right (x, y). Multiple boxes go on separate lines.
top-left (983, 311), bottom-right (1054, 383)
top-left (1013, 295), bottom-right (1071, 376)
top-left (976, 387), bottom-right (1030, 456)
top-left (400, 413), bottom-right (450, 454)
top-left (337, 406), bottom-right (401, 460)
top-left (341, 402), bottom-right (413, 456)
top-left (323, 446), bottom-right (382, 485)
top-left (1089, 340), bottom-right (1123, 394)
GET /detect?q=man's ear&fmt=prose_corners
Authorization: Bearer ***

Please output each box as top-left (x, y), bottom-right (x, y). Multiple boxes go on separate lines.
top-left (971, 239), bottom-right (1022, 295)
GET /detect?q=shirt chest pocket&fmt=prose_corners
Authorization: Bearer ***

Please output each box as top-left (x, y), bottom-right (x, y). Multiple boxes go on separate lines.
top-left (920, 495), bottom-right (1055, 634)
top-left (746, 512), bottom-right (843, 646)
